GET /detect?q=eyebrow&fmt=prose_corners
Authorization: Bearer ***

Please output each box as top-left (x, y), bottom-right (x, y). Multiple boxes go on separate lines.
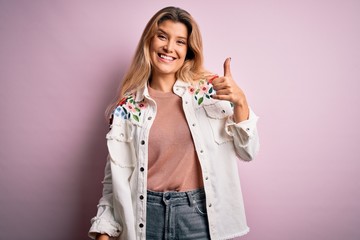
top-left (157, 28), bottom-right (187, 40)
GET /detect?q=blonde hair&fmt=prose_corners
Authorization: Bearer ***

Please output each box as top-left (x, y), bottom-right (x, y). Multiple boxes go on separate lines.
top-left (106, 6), bottom-right (208, 118)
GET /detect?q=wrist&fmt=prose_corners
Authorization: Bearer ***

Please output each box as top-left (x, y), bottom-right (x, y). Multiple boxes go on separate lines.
top-left (233, 101), bottom-right (249, 123)
top-left (233, 98), bottom-right (248, 109)
top-left (96, 234), bottom-right (110, 240)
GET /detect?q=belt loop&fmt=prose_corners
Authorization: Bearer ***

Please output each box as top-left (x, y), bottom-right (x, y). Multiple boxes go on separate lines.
top-left (186, 191), bottom-right (195, 207)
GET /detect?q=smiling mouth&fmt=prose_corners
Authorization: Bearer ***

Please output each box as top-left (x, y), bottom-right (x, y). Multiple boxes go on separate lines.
top-left (158, 53), bottom-right (176, 61)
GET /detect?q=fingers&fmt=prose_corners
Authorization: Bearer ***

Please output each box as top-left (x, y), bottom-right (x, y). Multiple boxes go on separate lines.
top-left (212, 57), bottom-right (232, 88)
top-left (210, 57), bottom-right (235, 102)
top-left (211, 57), bottom-right (232, 86)
top-left (212, 76), bottom-right (231, 91)
top-left (223, 57), bottom-right (232, 77)
top-left (211, 94), bottom-right (231, 101)
top-left (211, 57), bottom-right (246, 106)
top-left (214, 88), bottom-right (234, 95)
top-left (211, 79), bottom-right (234, 101)
top-left (208, 75), bottom-right (219, 84)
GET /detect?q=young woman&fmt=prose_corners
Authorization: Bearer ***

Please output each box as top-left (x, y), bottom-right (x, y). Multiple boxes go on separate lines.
top-left (89, 6), bottom-right (259, 240)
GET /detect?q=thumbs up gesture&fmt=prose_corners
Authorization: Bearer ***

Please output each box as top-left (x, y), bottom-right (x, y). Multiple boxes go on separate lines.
top-left (211, 58), bottom-right (250, 122)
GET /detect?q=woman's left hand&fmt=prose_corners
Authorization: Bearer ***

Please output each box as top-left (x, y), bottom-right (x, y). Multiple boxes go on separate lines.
top-left (211, 58), bottom-right (250, 122)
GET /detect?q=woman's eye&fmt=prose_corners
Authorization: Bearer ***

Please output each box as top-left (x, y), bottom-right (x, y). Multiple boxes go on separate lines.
top-left (177, 40), bottom-right (186, 45)
top-left (158, 34), bottom-right (166, 40)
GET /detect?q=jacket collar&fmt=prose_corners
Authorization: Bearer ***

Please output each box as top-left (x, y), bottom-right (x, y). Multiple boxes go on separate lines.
top-left (134, 79), bottom-right (190, 102)
top-left (173, 79), bottom-right (190, 97)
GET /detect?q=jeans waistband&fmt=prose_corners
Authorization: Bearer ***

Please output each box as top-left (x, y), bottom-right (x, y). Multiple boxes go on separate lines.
top-left (147, 188), bottom-right (205, 206)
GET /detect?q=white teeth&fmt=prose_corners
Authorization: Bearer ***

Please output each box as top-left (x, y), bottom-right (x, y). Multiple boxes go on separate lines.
top-left (160, 54), bottom-right (174, 61)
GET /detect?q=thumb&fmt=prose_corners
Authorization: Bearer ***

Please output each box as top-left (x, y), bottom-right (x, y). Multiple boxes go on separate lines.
top-left (223, 57), bottom-right (232, 77)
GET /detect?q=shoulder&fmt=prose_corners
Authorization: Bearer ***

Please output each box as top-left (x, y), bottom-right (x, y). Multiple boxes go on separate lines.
top-left (118, 92), bottom-right (136, 106)
top-left (113, 92), bottom-right (147, 124)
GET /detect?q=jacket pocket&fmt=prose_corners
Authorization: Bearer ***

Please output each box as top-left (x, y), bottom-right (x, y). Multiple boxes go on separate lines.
top-left (106, 120), bottom-right (136, 167)
top-left (203, 101), bottom-right (233, 144)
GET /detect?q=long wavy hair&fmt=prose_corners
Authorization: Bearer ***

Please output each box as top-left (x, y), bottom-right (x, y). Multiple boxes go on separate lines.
top-left (106, 6), bottom-right (208, 118)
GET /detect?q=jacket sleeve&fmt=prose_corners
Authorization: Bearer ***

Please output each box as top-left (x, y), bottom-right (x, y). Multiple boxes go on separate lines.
top-left (225, 107), bottom-right (260, 161)
top-left (88, 155), bottom-right (122, 239)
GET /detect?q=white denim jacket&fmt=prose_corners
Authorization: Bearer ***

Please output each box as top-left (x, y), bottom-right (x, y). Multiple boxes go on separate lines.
top-left (89, 79), bottom-right (260, 240)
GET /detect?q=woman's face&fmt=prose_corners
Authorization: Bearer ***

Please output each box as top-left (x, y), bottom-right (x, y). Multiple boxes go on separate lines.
top-left (149, 20), bottom-right (188, 80)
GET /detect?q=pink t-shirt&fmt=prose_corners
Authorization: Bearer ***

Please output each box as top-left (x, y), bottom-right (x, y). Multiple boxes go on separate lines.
top-left (147, 85), bottom-right (203, 192)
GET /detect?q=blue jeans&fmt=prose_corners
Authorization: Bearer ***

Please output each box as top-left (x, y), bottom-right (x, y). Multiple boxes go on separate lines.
top-left (146, 188), bottom-right (211, 240)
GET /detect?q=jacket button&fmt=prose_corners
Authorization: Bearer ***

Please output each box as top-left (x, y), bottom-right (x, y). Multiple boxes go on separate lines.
top-left (139, 223), bottom-right (144, 228)
top-left (221, 109), bottom-right (226, 113)
top-left (141, 140), bottom-right (145, 145)
top-left (148, 116), bottom-right (152, 120)
top-left (140, 167), bottom-right (145, 172)
top-left (139, 195), bottom-right (144, 200)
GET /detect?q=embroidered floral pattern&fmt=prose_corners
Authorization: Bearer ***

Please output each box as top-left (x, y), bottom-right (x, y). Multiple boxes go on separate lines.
top-left (188, 75), bottom-right (234, 108)
top-left (114, 94), bottom-right (147, 122)
top-left (188, 76), bottom-right (217, 105)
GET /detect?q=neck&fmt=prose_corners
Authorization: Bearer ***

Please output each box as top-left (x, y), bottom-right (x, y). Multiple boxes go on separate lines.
top-left (150, 73), bottom-right (176, 92)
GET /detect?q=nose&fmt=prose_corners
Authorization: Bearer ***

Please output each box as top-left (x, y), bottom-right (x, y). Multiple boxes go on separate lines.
top-left (163, 41), bottom-right (174, 53)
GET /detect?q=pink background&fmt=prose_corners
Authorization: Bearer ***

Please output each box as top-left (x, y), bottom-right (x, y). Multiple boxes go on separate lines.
top-left (1, 1), bottom-right (359, 239)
